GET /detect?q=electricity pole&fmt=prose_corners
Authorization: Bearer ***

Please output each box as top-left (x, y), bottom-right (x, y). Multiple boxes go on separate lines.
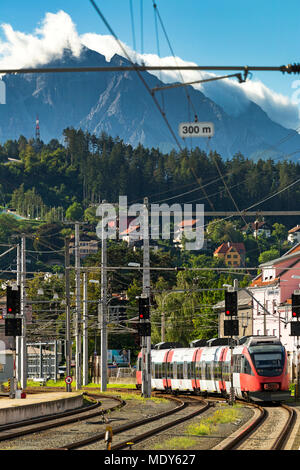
top-left (20, 234), bottom-right (27, 390)
top-left (142, 197), bottom-right (152, 398)
top-left (83, 272), bottom-right (89, 386)
top-left (75, 222), bottom-right (81, 390)
top-left (65, 237), bottom-right (72, 392)
top-left (100, 204), bottom-right (108, 392)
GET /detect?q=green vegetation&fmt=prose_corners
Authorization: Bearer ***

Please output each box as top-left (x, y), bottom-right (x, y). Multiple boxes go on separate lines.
top-left (0, 129), bottom-right (298, 355)
top-left (153, 405), bottom-right (242, 450)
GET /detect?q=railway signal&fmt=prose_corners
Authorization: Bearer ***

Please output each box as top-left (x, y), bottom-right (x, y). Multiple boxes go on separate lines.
top-left (6, 286), bottom-right (21, 315)
top-left (138, 296), bottom-right (150, 320)
top-left (291, 292), bottom-right (300, 318)
top-left (5, 318), bottom-right (22, 337)
top-left (225, 290), bottom-right (238, 316)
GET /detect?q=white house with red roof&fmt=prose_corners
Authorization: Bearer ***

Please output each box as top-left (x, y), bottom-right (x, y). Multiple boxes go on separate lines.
top-left (249, 242), bottom-right (300, 371)
top-left (288, 225), bottom-right (300, 244)
top-left (173, 219), bottom-right (199, 249)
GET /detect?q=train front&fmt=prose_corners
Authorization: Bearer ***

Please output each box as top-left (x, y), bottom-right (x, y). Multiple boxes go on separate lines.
top-left (245, 339), bottom-right (290, 402)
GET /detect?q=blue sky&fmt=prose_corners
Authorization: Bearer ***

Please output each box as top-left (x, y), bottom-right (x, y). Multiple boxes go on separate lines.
top-left (1, 0), bottom-right (300, 127)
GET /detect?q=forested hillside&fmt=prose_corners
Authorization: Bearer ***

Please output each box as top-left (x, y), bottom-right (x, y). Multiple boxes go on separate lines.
top-left (0, 128), bottom-right (299, 223)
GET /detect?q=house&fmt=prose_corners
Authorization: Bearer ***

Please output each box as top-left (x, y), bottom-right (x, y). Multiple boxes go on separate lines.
top-left (242, 220), bottom-right (272, 238)
top-left (249, 242), bottom-right (300, 374)
top-left (173, 219), bottom-right (207, 250)
top-left (288, 225), bottom-right (300, 244)
top-left (119, 224), bottom-right (142, 246)
top-left (214, 242), bottom-right (246, 267)
top-left (215, 290), bottom-right (253, 338)
top-left (69, 233), bottom-right (98, 258)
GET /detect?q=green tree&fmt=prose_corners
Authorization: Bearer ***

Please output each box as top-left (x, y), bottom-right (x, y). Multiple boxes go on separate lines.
top-left (258, 249), bottom-right (280, 264)
top-left (65, 202), bottom-right (83, 221)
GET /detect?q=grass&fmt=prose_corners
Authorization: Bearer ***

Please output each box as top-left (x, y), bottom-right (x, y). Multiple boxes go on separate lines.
top-left (154, 437), bottom-right (197, 450)
top-left (153, 404), bottom-right (242, 450)
top-left (186, 405), bottom-right (242, 437)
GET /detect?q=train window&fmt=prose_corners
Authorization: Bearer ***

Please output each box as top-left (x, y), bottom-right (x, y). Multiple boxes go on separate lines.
top-left (214, 361), bottom-right (221, 380)
top-left (167, 362), bottom-right (173, 379)
top-left (249, 345), bottom-right (285, 377)
top-left (177, 363), bottom-right (183, 379)
top-left (251, 351), bottom-right (284, 377)
top-left (242, 357), bottom-right (253, 375)
top-left (233, 355), bottom-right (241, 373)
top-left (205, 362), bottom-right (211, 380)
top-left (187, 362), bottom-right (194, 379)
top-left (201, 361), bottom-right (206, 380)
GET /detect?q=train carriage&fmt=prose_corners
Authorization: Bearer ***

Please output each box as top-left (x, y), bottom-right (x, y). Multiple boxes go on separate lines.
top-left (137, 336), bottom-right (290, 402)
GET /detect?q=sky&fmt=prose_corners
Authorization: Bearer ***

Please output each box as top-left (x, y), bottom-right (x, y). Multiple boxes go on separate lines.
top-left (0, 0), bottom-right (300, 129)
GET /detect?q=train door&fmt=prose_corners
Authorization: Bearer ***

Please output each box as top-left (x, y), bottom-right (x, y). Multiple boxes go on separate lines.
top-left (219, 347), bottom-right (228, 393)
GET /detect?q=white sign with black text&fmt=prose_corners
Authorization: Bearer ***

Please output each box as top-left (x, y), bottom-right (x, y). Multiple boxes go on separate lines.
top-left (179, 121), bottom-right (214, 138)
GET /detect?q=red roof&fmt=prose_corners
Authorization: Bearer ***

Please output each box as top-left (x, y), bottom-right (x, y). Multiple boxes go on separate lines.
top-left (288, 225), bottom-right (300, 234)
top-left (214, 242), bottom-right (245, 255)
top-left (120, 225), bottom-right (140, 236)
top-left (250, 275), bottom-right (279, 287)
top-left (177, 219), bottom-right (199, 228)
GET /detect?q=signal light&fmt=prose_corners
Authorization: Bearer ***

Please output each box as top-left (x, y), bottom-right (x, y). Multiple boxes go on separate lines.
top-left (292, 292), bottom-right (300, 318)
top-left (138, 296), bottom-right (150, 320)
top-left (225, 290), bottom-right (238, 317)
top-left (6, 286), bottom-right (21, 316)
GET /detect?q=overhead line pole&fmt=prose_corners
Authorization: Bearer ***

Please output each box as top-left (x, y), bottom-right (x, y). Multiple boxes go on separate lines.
top-left (75, 222), bottom-right (81, 391)
top-left (64, 237), bottom-right (72, 392)
top-left (20, 234), bottom-right (27, 391)
top-left (100, 205), bottom-right (108, 392)
top-left (142, 197), bottom-right (152, 398)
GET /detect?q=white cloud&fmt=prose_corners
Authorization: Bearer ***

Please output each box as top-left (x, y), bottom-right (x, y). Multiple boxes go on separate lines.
top-left (0, 10), bottom-right (299, 131)
top-left (0, 11), bottom-right (82, 69)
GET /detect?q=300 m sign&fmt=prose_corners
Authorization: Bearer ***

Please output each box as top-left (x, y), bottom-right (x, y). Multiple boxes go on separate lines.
top-left (179, 121), bottom-right (214, 138)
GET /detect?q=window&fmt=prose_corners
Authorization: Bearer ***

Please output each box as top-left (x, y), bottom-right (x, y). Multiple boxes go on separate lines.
top-left (242, 356), bottom-right (253, 375)
top-left (177, 363), bottom-right (183, 379)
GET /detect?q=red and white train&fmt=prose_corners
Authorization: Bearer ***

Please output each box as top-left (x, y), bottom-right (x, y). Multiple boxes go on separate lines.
top-left (136, 336), bottom-right (290, 402)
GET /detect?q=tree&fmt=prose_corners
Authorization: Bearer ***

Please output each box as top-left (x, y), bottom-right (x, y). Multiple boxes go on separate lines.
top-left (272, 223), bottom-right (288, 242)
top-left (65, 202), bottom-right (83, 221)
top-left (258, 249), bottom-right (280, 264)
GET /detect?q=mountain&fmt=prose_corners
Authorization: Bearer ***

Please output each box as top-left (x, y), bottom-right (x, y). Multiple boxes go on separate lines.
top-left (1, 46), bottom-right (300, 161)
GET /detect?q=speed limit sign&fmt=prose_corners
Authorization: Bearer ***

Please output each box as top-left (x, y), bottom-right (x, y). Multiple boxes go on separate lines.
top-left (65, 376), bottom-right (73, 384)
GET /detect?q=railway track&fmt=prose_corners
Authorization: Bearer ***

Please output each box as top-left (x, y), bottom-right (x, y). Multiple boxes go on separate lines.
top-left (0, 393), bottom-right (124, 443)
top-left (0, 387), bottom-right (297, 450)
top-left (213, 402), bottom-right (297, 450)
top-left (52, 395), bottom-right (210, 450)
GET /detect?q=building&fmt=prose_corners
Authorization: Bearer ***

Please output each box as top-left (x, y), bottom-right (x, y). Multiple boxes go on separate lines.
top-left (242, 220), bottom-right (272, 238)
top-left (249, 242), bottom-right (300, 376)
top-left (215, 290), bottom-right (253, 337)
top-left (119, 224), bottom-right (141, 246)
top-left (173, 219), bottom-right (208, 251)
top-left (214, 242), bottom-right (246, 267)
top-left (288, 225), bottom-right (300, 244)
top-left (69, 233), bottom-right (98, 258)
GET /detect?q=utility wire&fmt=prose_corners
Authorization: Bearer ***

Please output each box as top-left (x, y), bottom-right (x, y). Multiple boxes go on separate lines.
top-left (89, 0), bottom-right (183, 152)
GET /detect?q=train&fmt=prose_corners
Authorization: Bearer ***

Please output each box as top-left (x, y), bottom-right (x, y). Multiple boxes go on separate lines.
top-left (136, 336), bottom-right (290, 402)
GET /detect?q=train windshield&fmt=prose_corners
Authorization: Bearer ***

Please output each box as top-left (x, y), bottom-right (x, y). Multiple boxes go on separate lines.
top-left (249, 346), bottom-right (285, 377)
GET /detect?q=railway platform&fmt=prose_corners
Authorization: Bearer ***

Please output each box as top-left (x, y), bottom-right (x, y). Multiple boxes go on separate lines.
top-left (0, 392), bottom-right (83, 425)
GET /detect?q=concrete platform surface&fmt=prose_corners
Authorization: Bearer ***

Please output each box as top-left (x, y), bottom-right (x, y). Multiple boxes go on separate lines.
top-left (0, 392), bottom-right (83, 425)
